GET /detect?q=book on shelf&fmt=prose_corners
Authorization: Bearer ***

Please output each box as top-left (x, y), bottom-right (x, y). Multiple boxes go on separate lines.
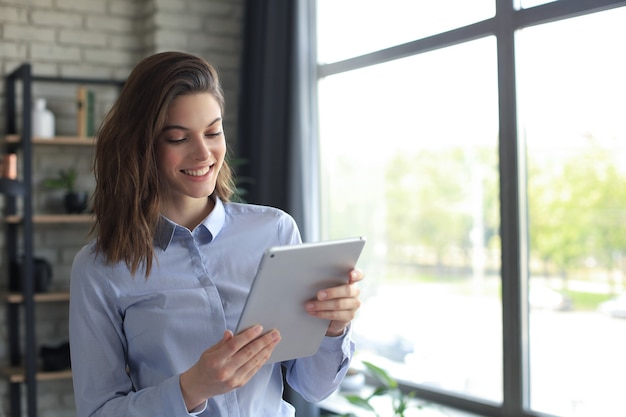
top-left (76, 86), bottom-right (96, 137)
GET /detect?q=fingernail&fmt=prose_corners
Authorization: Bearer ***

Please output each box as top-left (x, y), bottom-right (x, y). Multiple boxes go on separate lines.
top-left (306, 302), bottom-right (315, 310)
top-left (319, 291), bottom-right (327, 300)
top-left (270, 330), bottom-right (280, 340)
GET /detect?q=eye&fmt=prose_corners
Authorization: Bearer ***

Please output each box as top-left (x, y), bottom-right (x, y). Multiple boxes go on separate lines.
top-left (205, 131), bottom-right (223, 138)
top-left (165, 137), bottom-right (187, 144)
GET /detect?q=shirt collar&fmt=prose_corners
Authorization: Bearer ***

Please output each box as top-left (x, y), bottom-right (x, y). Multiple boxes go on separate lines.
top-left (154, 197), bottom-right (226, 251)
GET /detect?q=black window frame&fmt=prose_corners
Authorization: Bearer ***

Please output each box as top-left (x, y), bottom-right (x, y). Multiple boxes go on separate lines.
top-left (315, 1), bottom-right (626, 416)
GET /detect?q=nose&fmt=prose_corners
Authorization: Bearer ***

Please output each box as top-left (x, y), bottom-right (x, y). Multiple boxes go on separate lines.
top-left (191, 134), bottom-right (210, 161)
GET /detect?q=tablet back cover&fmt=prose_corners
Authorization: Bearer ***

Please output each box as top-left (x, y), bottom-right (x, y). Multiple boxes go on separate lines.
top-left (235, 237), bottom-right (365, 363)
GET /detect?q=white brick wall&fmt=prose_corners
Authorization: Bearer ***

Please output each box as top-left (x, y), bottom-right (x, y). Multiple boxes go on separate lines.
top-left (0, 0), bottom-right (243, 415)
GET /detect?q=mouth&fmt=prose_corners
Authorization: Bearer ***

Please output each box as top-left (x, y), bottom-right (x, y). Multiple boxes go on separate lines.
top-left (181, 165), bottom-right (212, 177)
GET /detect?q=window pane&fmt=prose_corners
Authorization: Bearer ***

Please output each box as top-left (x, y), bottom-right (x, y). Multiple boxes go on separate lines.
top-left (318, 37), bottom-right (502, 402)
top-left (316, 0), bottom-right (495, 64)
top-left (516, 0), bottom-right (557, 8)
top-left (517, 7), bottom-right (626, 416)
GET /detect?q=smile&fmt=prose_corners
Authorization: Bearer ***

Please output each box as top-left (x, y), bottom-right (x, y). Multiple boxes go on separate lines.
top-left (182, 166), bottom-right (211, 177)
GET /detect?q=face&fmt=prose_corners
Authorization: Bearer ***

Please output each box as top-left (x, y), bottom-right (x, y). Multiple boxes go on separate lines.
top-left (156, 93), bottom-right (226, 209)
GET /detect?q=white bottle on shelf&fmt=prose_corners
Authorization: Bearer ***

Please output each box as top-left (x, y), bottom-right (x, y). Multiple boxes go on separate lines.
top-left (32, 98), bottom-right (55, 139)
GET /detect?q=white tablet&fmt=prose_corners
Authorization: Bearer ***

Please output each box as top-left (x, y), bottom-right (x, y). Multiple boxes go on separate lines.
top-left (235, 237), bottom-right (366, 363)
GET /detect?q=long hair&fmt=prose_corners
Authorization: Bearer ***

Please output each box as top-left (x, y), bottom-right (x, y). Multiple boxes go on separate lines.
top-left (91, 51), bottom-right (235, 277)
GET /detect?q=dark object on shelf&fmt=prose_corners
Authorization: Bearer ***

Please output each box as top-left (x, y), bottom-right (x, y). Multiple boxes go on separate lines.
top-left (9, 257), bottom-right (52, 293)
top-left (0, 154), bottom-right (23, 195)
top-left (64, 190), bottom-right (89, 214)
top-left (40, 341), bottom-right (71, 371)
top-left (0, 178), bottom-right (25, 195)
top-left (43, 167), bottom-right (89, 213)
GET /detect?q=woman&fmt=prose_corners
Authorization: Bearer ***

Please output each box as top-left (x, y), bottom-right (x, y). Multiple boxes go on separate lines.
top-left (69, 51), bottom-right (363, 417)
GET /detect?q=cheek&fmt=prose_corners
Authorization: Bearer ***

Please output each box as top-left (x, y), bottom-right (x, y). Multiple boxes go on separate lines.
top-left (156, 147), bottom-right (179, 172)
top-left (212, 139), bottom-right (227, 164)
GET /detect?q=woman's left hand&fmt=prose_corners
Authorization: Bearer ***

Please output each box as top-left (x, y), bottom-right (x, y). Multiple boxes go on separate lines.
top-left (305, 268), bottom-right (364, 336)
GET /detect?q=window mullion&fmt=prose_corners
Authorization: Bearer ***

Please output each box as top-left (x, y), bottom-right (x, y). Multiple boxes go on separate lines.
top-left (496, 0), bottom-right (528, 416)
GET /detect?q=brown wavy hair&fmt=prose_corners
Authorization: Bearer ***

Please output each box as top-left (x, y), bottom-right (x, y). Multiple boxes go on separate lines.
top-left (91, 51), bottom-right (235, 277)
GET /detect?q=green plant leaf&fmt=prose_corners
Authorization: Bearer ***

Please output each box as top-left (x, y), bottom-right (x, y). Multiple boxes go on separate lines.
top-left (344, 394), bottom-right (377, 412)
top-left (362, 361), bottom-right (398, 389)
top-left (341, 362), bottom-right (425, 417)
top-left (43, 167), bottom-right (77, 192)
top-left (370, 386), bottom-right (392, 398)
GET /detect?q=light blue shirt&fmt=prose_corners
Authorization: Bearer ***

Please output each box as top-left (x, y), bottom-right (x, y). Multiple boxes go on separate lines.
top-left (69, 198), bottom-right (354, 417)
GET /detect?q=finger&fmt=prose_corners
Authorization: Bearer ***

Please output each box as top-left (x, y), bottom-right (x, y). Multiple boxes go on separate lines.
top-left (238, 334), bottom-right (280, 381)
top-left (327, 320), bottom-right (349, 336)
top-left (224, 325), bottom-right (264, 357)
top-left (202, 329), bottom-right (235, 357)
top-left (349, 268), bottom-right (364, 284)
top-left (229, 328), bottom-right (280, 363)
top-left (317, 282), bottom-right (360, 301)
top-left (317, 307), bottom-right (358, 322)
top-left (213, 329), bottom-right (280, 389)
top-left (315, 296), bottom-right (358, 311)
top-left (234, 330), bottom-right (281, 375)
top-left (307, 298), bottom-right (360, 321)
top-left (318, 309), bottom-right (357, 323)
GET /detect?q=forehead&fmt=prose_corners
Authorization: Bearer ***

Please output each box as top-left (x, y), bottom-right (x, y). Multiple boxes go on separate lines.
top-left (166, 93), bottom-right (222, 124)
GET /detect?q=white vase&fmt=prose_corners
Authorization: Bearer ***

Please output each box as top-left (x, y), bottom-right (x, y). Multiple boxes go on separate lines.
top-left (32, 98), bottom-right (55, 139)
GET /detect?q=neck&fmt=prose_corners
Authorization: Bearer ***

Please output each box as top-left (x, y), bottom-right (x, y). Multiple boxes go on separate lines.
top-left (163, 196), bottom-right (215, 231)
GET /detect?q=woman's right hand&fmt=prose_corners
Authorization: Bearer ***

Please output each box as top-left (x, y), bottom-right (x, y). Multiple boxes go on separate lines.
top-left (179, 325), bottom-right (281, 411)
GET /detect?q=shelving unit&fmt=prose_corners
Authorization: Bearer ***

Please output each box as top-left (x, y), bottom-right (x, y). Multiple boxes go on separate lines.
top-left (5, 134), bottom-right (96, 146)
top-left (4, 213), bottom-right (94, 224)
top-left (2, 63), bottom-right (123, 417)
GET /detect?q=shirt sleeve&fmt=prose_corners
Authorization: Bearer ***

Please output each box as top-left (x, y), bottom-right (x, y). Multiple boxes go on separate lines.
top-left (282, 324), bottom-right (355, 402)
top-left (69, 246), bottom-right (196, 417)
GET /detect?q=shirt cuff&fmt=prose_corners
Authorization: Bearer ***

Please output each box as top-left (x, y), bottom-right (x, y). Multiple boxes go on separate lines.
top-left (320, 324), bottom-right (354, 372)
top-left (175, 375), bottom-right (208, 416)
top-left (189, 403), bottom-right (208, 416)
top-left (321, 323), bottom-right (351, 347)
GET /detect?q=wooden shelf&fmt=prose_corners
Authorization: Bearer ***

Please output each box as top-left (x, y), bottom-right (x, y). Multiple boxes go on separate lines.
top-left (1, 366), bottom-right (72, 383)
top-left (3, 291), bottom-right (70, 304)
top-left (4, 134), bottom-right (95, 145)
top-left (4, 214), bottom-right (94, 224)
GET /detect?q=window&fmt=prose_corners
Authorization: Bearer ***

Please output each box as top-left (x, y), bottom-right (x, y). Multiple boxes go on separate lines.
top-left (316, 0), bottom-right (494, 63)
top-left (517, 8), bottom-right (626, 416)
top-left (318, 37), bottom-right (502, 402)
top-left (316, 1), bottom-right (626, 416)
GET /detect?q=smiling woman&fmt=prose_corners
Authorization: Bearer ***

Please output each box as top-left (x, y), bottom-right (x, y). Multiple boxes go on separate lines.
top-left (68, 51), bottom-right (366, 417)
top-left (91, 51), bottom-right (234, 277)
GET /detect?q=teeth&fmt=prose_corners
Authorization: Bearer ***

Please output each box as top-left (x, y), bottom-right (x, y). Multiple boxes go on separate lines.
top-left (183, 167), bottom-right (210, 176)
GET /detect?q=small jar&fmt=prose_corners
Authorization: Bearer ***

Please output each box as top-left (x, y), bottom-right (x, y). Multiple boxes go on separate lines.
top-left (2, 153), bottom-right (17, 179)
top-left (32, 98), bottom-right (55, 139)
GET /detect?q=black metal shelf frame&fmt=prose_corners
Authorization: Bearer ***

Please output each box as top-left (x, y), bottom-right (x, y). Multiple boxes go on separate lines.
top-left (3, 63), bottom-right (123, 417)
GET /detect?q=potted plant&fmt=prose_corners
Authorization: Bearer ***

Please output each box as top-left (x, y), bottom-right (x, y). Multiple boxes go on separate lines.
top-left (341, 361), bottom-right (424, 417)
top-left (43, 167), bottom-right (88, 214)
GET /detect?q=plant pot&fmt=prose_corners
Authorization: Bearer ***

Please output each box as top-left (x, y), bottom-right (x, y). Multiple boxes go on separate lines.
top-left (9, 256), bottom-right (53, 293)
top-left (40, 341), bottom-right (71, 371)
top-left (64, 191), bottom-right (88, 214)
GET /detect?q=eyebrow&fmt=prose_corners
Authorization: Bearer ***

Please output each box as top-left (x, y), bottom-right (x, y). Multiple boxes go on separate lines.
top-left (161, 117), bottom-right (222, 132)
